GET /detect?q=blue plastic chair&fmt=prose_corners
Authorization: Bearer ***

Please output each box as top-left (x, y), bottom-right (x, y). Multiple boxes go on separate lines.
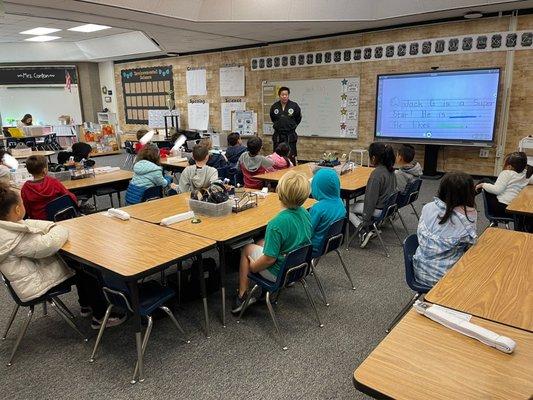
top-left (236, 244), bottom-right (322, 350)
top-left (386, 234), bottom-right (431, 333)
top-left (396, 178), bottom-right (423, 234)
top-left (310, 218), bottom-right (355, 307)
top-left (89, 272), bottom-right (189, 384)
top-left (1, 274), bottom-right (87, 366)
top-left (481, 189), bottom-right (513, 230)
top-left (45, 194), bottom-right (81, 222)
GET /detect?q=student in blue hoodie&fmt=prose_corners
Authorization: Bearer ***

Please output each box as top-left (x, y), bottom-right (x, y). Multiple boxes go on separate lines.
top-left (125, 144), bottom-right (177, 204)
top-left (309, 168), bottom-right (346, 257)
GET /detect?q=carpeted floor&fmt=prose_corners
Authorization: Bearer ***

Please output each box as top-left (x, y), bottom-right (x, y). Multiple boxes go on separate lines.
top-left (0, 153), bottom-right (490, 399)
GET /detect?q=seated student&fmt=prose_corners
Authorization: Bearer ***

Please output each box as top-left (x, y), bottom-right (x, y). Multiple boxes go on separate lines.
top-left (0, 149), bottom-right (11, 183)
top-left (309, 168), bottom-right (346, 257)
top-left (188, 138), bottom-right (228, 170)
top-left (414, 172), bottom-right (477, 287)
top-left (395, 144), bottom-right (422, 193)
top-left (21, 155), bottom-right (78, 220)
top-left (134, 128), bottom-right (149, 154)
top-left (238, 136), bottom-right (274, 189)
top-left (349, 142), bottom-right (397, 248)
top-left (0, 183), bottom-right (125, 329)
top-left (226, 132), bottom-right (247, 168)
top-left (268, 142), bottom-right (293, 170)
top-left (71, 142), bottom-right (93, 163)
top-left (232, 171), bottom-right (312, 313)
top-left (125, 144), bottom-right (176, 205)
top-left (476, 151), bottom-right (530, 218)
top-left (179, 144), bottom-right (219, 193)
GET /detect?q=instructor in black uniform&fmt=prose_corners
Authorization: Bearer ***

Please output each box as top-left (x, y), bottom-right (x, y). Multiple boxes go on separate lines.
top-left (269, 86), bottom-right (301, 164)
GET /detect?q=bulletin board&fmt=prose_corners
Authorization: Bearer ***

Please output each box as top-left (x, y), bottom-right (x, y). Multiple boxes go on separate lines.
top-left (120, 66), bottom-right (174, 125)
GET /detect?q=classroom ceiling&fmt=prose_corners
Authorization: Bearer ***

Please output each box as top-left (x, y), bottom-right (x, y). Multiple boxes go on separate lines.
top-left (2, 0), bottom-right (533, 62)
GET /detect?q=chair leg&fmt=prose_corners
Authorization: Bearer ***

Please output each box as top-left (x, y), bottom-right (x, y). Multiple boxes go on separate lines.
top-left (373, 224), bottom-right (390, 258)
top-left (300, 278), bottom-right (324, 328)
top-left (335, 249), bottom-right (356, 290)
top-left (311, 260), bottom-right (329, 307)
top-left (132, 316), bottom-right (153, 384)
top-left (159, 306), bottom-right (190, 344)
top-left (89, 305), bottom-right (113, 362)
top-left (2, 304), bottom-right (20, 340)
top-left (398, 212), bottom-right (409, 235)
top-left (92, 195), bottom-right (98, 211)
top-left (236, 284), bottom-right (260, 322)
top-left (389, 218), bottom-right (403, 245)
top-left (505, 222), bottom-right (510, 230)
top-left (42, 302), bottom-right (48, 316)
top-left (410, 203), bottom-right (419, 220)
top-left (108, 194), bottom-right (114, 209)
top-left (386, 293), bottom-right (420, 333)
top-left (265, 291), bottom-right (288, 351)
top-left (53, 297), bottom-right (75, 319)
top-left (7, 306), bottom-right (34, 366)
top-left (49, 299), bottom-right (88, 341)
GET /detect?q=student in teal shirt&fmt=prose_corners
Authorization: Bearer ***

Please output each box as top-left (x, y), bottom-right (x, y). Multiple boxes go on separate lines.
top-left (309, 168), bottom-right (346, 257)
top-left (232, 171), bottom-right (312, 314)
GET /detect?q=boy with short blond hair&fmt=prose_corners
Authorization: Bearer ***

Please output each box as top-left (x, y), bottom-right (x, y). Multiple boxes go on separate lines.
top-left (232, 171), bottom-right (312, 313)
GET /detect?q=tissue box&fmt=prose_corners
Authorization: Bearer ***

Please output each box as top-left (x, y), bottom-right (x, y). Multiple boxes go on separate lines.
top-left (48, 170), bottom-right (71, 182)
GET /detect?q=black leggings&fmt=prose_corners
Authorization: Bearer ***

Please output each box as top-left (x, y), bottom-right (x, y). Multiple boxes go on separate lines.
top-left (72, 271), bottom-right (108, 319)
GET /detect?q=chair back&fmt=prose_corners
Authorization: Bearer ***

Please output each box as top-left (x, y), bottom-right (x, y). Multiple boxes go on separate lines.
top-left (276, 244), bottom-right (313, 288)
top-left (397, 178), bottom-right (422, 208)
top-left (141, 186), bottom-right (163, 202)
top-left (124, 141), bottom-right (135, 155)
top-left (403, 234), bottom-right (430, 293)
top-left (374, 191), bottom-right (399, 224)
top-left (482, 189), bottom-right (514, 223)
top-left (217, 166), bottom-right (229, 180)
top-left (0, 273), bottom-right (25, 306)
top-left (45, 194), bottom-right (80, 222)
top-left (317, 218), bottom-right (345, 257)
top-left (100, 271), bottom-right (133, 312)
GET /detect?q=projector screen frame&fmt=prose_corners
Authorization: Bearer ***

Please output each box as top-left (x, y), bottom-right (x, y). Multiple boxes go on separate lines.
top-left (373, 67), bottom-right (501, 148)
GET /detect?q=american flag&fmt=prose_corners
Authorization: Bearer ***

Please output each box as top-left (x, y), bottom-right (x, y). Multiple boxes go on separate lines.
top-left (65, 70), bottom-right (72, 93)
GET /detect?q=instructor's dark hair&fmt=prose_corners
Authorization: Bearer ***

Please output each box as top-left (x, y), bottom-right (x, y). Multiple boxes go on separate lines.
top-left (368, 142), bottom-right (395, 172)
top-left (278, 86), bottom-right (290, 95)
top-left (437, 172), bottom-right (476, 225)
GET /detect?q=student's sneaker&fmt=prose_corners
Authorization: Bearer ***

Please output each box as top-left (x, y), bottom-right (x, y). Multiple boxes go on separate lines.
top-left (360, 231), bottom-right (376, 248)
top-left (80, 306), bottom-right (92, 318)
top-left (91, 314), bottom-right (127, 330)
top-left (231, 292), bottom-right (257, 315)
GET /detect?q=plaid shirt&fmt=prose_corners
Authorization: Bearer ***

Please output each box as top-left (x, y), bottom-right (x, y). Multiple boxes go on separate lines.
top-left (413, 197), bottom-right (477, 287)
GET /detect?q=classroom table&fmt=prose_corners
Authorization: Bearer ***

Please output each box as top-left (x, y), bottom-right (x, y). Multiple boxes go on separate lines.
top-left (426, 227), bottom-right (533, 332)
top-left (506, 185), bottom-right (533, 231)
top-left (63, 169), bottom-right (133, 192)
top-left (124, 191), bottom-right (316, 326)
top-left (59, 213), bottom-right (216, 382)
top-left (353, 309), bottom-right (533, 400)
top-left (161, 157), bottom-right (190, 172)
top-left (13, 150), bottom-right (55, 162)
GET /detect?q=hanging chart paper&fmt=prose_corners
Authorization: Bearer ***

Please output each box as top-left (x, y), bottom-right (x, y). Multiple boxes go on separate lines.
top-left (188, 102), bottom-right (209, 130)
top-left (221, 102), bottom-right (246, 131)
top-left (220, 66), bottom-right (245, 97)
top-left (186, 69), bottom-right (207, 96)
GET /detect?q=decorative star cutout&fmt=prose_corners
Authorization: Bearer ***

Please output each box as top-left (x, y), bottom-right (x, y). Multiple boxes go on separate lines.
top-left (340, 108), bottom-right (347, 115)
top-left (341, 79), bottom-right (348, 85)
top-left (340, 122), bottom-right (347, 130)
top-left (340, 93), bottom-right (347, 100)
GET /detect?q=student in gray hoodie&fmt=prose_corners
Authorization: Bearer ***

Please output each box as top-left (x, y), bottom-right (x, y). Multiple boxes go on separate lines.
top-left (395, 144), bottom-right (422, 194)
top-left (238, 136), bottom-right (274, 189)
top-left (179, 144), bottom-right (219, 193)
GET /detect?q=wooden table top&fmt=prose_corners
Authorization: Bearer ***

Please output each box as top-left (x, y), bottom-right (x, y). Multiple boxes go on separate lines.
top-left (161, 158), bottom-right (189, 170)
top-left (353, 310), bottom-right (533, 400)
top-left (63, 169), bottom-right (133, 191)
top-left (506, 185), bottom-right (533, 216)
top-left (426, 228), bottom-right (533, 332)
top-left (13, 150), bottom-right (56, 159)
top-left (161, 192), bottom-right (315, 242)
top-left (254, 163), bottom-right (373, 193)
top-left (121, 194), bottom-right (190, 224)
top-left (59, 213), bottom-right (215, 278)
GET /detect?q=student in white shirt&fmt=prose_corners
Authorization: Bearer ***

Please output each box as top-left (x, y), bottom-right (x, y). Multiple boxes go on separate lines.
top-left (476, 151), bottom-right (530, 217)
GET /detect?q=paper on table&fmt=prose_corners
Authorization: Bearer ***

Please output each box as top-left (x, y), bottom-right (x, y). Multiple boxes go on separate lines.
top-left (186, 69), bottom-right (207, 96)
top-left (221, 102), bottom-right (246, 131)
top-left (219, 66), bottom-right (245, 97)
top-left (188, 102), bottom-right (209, 131)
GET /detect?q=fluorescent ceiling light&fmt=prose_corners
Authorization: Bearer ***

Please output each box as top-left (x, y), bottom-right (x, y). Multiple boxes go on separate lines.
top-left (24, 35), bottom-right (61, 42)
top-left (20, 27), bottom-right (61, 35)
top-left (68, 24), bottom-right (111, 33)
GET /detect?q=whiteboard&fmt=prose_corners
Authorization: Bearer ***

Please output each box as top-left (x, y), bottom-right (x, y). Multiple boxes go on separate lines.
top-left (262, 77), bottom-right (360, 138)
top-left (0, 85), bottom-right (83, 126)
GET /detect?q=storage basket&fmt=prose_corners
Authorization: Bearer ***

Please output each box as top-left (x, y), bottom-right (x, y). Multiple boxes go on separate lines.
top-left (188, 198), bottom-right (233, 217)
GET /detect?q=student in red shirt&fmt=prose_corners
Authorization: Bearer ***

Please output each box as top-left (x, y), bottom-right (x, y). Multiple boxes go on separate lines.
top-left (21, 155), bottom-right (77, 220)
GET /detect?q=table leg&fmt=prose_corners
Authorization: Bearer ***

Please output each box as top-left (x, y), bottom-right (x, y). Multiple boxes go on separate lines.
top-left (127, 280), bottom-right (144, 383)
top-left (344, 196), bottom-right (351, 246)
top-left (218, 243), bottom-right (227, 328)
top-left (196, 254), bottom-right (210, 338)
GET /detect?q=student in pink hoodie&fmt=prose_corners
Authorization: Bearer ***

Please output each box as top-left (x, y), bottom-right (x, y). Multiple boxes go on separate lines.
top-left (268, 142), bottom-right (293, 170)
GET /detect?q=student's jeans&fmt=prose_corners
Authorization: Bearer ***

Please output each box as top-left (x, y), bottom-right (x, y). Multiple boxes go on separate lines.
top-left (349, 200), bottom-right (382, 231)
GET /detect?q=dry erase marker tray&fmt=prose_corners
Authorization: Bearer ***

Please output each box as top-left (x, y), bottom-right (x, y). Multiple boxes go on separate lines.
top-left (232, 192), bottom-right (258, 213)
